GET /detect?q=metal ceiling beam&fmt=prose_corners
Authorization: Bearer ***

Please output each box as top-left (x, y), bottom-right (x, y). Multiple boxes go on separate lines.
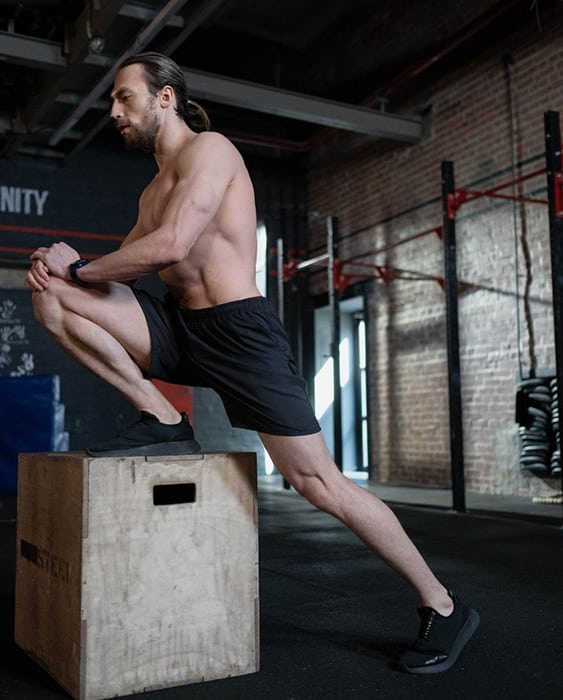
top-left (184, 69), bottom-right (424, 142)
top-left (120, 2), bottom-right (185, 28)
top-left (0, 24), bottom-right (424, 148)
top-left (58, 64), bottom-right (425, 143)
top-left (0, 31), bottom-right (66, 70)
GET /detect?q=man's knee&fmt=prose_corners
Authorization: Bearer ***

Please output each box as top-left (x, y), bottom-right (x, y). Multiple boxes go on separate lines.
top-left (289, 472), bottom-right (341, 515)
top-left (31, 277), bottom-right (69, 329)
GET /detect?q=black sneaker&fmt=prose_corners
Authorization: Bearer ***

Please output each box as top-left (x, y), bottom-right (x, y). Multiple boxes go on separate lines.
top-left (399, 590), bottom-right (479, 674)
top-left (87, 411), bottom-right (201, 457)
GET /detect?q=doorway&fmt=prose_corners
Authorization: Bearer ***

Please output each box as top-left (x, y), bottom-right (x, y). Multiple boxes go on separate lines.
top-left (313, 295), bottom-right (369, 477)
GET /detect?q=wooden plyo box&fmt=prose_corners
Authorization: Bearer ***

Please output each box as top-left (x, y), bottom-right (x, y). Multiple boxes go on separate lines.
top-left (14, 451), bottom-right (259, 700)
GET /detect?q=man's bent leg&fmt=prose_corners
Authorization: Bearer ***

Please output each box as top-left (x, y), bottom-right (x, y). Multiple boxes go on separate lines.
top-left (32, 278), bottom-right (172, 415)
top-left (259, 430), bottom-right (478, 672)
top-left (32, 278), bottom-right (200, 455)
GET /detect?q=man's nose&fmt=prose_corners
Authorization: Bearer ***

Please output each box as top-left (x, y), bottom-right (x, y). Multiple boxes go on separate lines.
top-left (110, 102), bottom-right (121, 120)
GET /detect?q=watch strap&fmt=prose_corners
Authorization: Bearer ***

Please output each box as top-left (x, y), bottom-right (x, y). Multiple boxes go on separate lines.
top-left (69, 258), bottom-right (90, 285)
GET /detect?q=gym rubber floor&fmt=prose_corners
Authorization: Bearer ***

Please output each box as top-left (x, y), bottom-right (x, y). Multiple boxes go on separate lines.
top-left (1, 480), bottom-right (562, 700)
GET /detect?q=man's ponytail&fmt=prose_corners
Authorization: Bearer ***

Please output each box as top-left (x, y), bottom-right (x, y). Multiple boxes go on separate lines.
top-left (118, 52), bottom-right (211, 132)
top-left (186, 98), bottom-right (211, 132)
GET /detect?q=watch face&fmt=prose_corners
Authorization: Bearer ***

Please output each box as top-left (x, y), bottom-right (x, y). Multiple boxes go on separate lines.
top-left (70, 259), bottom-right (89, 284)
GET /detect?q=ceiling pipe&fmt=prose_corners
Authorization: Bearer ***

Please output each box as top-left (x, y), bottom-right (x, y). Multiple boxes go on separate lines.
top-left (225, 131), bottom-right (309, 154)
top-left (364, 0), bottom-right (527, 105)
top-left (305, 0), bottom-right (530, 152)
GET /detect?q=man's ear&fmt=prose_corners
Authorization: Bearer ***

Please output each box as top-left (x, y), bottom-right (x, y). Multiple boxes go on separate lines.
top-left (159, 85), bottom-right (175, 109)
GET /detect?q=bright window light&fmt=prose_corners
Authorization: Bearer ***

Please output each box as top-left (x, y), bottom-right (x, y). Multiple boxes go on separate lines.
top-left (339, 337), bottom-right (350, 386)
top-left (256, 222), bottom-right (267, 295)
top-left (314, 356), bottom-right (334, 418)
top-left (314, 338), bottom-right (351, 419)
top-left (264, 450), bottom-right (275, 475)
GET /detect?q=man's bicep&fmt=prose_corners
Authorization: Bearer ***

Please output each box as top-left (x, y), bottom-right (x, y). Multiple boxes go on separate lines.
top-left (120, 220), bottom-right (146, 248)
top-left (161, 174), bottom-right (224, 239)
top-left (159, 135), bottom-right (236, 244)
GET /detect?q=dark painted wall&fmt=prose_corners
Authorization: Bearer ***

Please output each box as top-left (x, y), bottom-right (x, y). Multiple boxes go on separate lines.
top-left (0, 146), bottom-right (309, 475)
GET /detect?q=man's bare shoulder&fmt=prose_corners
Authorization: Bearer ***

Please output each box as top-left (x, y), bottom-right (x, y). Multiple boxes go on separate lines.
top-left (173, 131), bottom-right (246, 185)
top-left (183, 130), bottom-right (238, 154)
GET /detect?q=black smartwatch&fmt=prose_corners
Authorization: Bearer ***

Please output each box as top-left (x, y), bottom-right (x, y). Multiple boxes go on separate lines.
top-left (69, 258), bottom-right (90, 285)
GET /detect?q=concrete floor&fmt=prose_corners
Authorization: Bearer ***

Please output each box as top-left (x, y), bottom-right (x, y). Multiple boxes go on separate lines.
top-left (2, 473), bottom-right (563, 699)
top-left (258, 471), bottom-right (563, 525)
top-left (364, 480), bottom-right (563, 524)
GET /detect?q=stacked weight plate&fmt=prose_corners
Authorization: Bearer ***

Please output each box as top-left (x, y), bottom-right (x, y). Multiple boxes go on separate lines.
top-left (549, 377), bottom-right (561, 476)
top-left (516, 377), bottom-right (553, 477)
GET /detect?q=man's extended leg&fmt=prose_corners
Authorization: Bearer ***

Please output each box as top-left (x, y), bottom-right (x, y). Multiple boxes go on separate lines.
top-left (31, 277), bottom-right (199, 455)
top-left (259, 430), bottom-right (479, 672)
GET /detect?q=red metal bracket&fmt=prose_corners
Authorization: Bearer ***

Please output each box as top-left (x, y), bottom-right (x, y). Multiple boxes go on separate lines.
top-left (282, 259), bottom-right (299, 281)
top-left (374, 265), bottom-right (396, 283)
top-left (447, 190), bottom-right (469, 219)
top-left (448, 168), bottom-right (550, 219)
top-left (333, 259), bottom-right (349, 293)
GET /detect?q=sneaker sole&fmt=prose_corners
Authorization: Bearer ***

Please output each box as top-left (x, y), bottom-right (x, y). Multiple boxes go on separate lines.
top-left (86, 439), bottom-right (202, 458)
top-left (400, 608), bottom-right (480, 674)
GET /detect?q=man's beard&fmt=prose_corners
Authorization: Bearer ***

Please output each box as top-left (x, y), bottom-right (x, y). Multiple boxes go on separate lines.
top-left (124, 103), bottom-right (160, 153)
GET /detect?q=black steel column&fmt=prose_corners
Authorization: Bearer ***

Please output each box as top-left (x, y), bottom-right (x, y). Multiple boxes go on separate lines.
top-left (441, 161), bottom-right (466, 512)
top-left (544, 110), bottom-right (563, 506)
top-left (327, 216), bottom-right (343, 470)
top-left (275, 237), bottom-right (291, 490)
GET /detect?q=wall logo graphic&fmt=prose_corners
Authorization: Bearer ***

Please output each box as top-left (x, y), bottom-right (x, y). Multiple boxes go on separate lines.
top-left (0, 186), bottom-right (49, 216)
top-left (0, 300), bottom-right (34, 376)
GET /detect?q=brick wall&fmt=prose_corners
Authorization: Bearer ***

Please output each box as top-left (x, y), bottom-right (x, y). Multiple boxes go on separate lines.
top-left (307, 25), bottom-right (563, 498)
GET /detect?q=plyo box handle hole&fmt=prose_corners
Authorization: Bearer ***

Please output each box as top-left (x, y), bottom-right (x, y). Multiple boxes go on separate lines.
top-left (153, 483), bottom-right (196, 506)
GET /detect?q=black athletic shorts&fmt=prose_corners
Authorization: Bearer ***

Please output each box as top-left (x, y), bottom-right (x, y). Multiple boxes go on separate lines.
top-left (132, 290), bottom-right (321, 436)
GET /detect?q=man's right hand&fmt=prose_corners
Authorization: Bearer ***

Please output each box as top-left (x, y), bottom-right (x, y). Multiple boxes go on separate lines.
top-left (25, 258), bottom-right (50, 291)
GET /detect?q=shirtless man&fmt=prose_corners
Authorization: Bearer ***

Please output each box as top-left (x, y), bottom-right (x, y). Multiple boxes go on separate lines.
top-left (26, 52), bottom-right (478, 674)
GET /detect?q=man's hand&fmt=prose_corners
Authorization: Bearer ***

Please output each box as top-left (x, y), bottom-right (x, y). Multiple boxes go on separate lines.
top-left (25, 258), bottom-right (50, 291)
top-left (28, 242), bottom-right (81, 290)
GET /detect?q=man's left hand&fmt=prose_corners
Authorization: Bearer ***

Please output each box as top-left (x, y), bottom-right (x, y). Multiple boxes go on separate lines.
top-left (30, 242), bottom-right (80, 281)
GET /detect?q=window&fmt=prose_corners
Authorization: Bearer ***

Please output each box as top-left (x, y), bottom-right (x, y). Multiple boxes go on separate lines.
top-left (256, 222), bottom-right (267, 296)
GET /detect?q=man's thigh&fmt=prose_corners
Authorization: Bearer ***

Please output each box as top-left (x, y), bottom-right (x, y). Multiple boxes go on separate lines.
top-left (52, 278), bottom-right (152, 366)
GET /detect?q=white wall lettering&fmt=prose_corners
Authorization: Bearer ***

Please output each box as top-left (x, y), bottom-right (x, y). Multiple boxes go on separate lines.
top-left (0, 186), bottom-right (49, 216)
